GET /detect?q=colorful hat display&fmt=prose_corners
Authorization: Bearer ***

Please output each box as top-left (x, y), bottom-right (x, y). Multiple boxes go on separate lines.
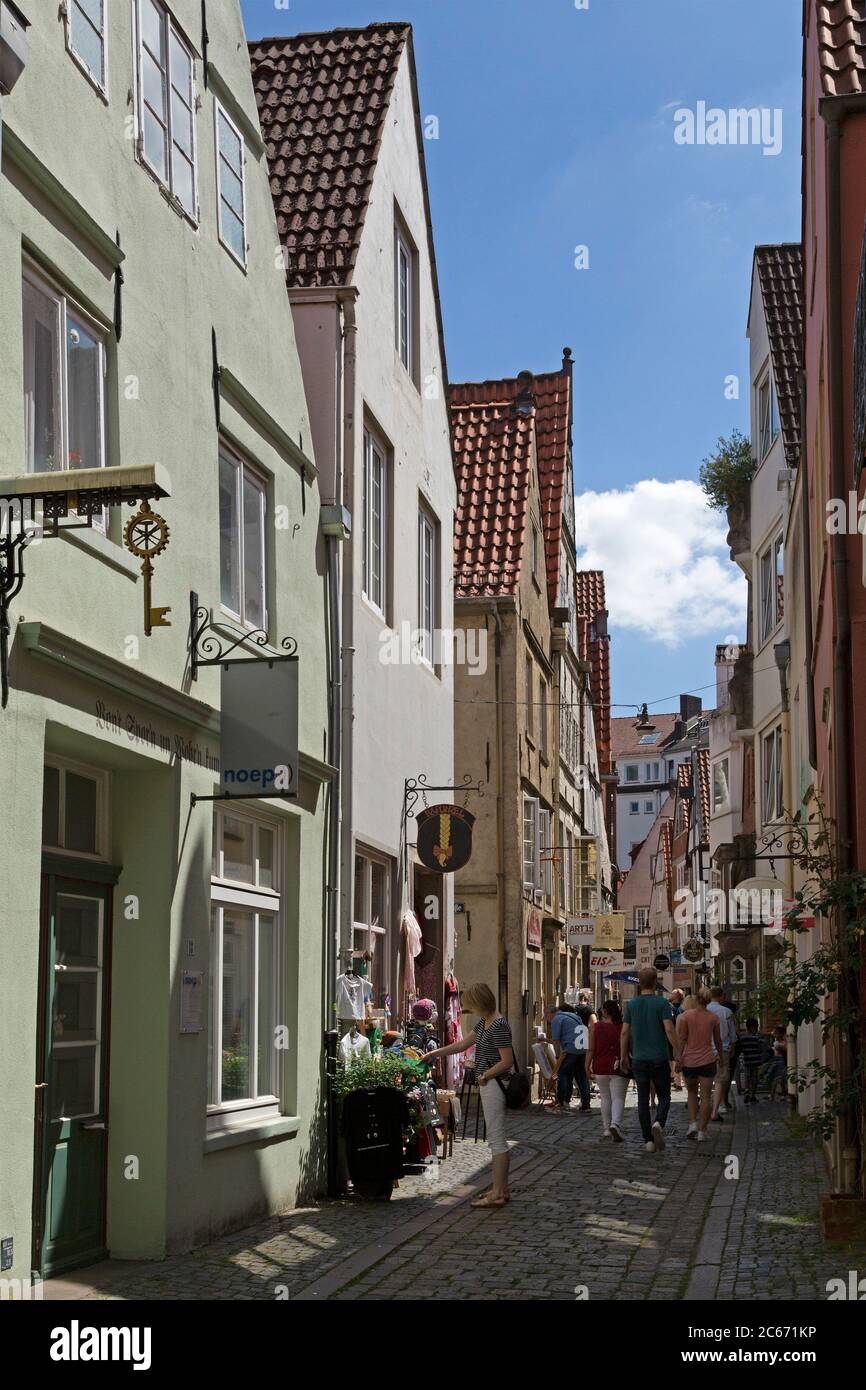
top-left (411, 998), bottom-right (435, 1021)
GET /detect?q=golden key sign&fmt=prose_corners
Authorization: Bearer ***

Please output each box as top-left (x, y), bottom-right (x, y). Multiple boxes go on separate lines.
top-left (593, 912), bottom-right (625, 951)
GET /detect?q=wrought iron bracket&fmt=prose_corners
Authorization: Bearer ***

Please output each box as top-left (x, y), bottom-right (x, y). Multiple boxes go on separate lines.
top-left (0, 521), bottom-right (34, 707)
top-left (402, 773), bottom-right (485, 821)
top-left (189, 590), bottom-right (298, 680)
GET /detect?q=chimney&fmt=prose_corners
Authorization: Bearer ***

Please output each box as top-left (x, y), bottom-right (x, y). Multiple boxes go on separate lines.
top-left (680, 693), bottom-right (702, 724)
top-left (513, 370), bottom-right (536, 416)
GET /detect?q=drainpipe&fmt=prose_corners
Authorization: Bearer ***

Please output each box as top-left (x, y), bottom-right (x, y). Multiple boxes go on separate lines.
top-left (486, 602), bottom-right (506, 1013)
top-left (799, 369), bottom-right (818, 772)
top-left (339, 294), bottom-right (358, 975)
top-left (822, 109), bottom-right (855, 1189)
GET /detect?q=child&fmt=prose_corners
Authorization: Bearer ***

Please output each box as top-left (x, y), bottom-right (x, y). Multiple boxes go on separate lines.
top-left (736, 1018), bottom-right (766, 1103)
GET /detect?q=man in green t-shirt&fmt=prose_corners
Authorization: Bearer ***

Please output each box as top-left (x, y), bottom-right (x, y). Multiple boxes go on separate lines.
top-left (621, 968), bottom-right (680, 1151)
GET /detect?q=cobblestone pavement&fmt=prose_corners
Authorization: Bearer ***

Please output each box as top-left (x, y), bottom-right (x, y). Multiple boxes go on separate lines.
top-left (46, 1089), bottom-right (866, 1302)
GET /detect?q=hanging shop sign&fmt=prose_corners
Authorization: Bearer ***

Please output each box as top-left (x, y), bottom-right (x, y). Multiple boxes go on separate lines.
top-left (220, 658), bottom-right (298, 796)
top-left (636, 936), bottom-right (653, 969)
top-left (653, 953), bottom-right (671, 972)
top-left (593, 911), bottom-right (625, 951)
top-left (566, 915), bottom-right (596, 949)
top-left (683, 937), bottom-right (706, 964)
top-left (416, 804), bottom-right (475, 873)
top-left (590, 950), bottom-right (624, 971)
top-left (526, 907), bottom-right (542, 950)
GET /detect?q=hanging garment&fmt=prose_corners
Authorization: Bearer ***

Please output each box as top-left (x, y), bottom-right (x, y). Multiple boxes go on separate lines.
top-left (445, 973), bottom-right (463, 1090)
top-left (400, 910), bottom-right (423, 1000)
top-left (335, 972), bottom-right (367, 1020)
top-left (339, 1030), bottom-right (372, 1064)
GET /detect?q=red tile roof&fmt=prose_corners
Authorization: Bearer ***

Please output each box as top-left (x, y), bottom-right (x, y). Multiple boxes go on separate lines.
top-left (815, 1), bottom-right (866, 97)
top-left (676, 762), bottom-right (693, 833)
top-left (451, 394), bottom-right (534, 597)
top-left (450, 361), bottom-right (571, 608)
top-left (695, 748), bottom-right (710, 836)
top-left (249, 25), bottom-right (409, 287)
top-left (610, 713), bottom-right (678, 760)
top-left (754, 245), bottom-right (803, 469)
top-left (575, 570), bottom-right (611, 774)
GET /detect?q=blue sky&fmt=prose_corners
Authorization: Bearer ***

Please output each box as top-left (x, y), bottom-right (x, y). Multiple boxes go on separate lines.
top-left (242, 0), bottom-right (801, 716)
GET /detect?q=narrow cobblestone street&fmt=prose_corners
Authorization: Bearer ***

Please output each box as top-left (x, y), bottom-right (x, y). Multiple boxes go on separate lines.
top-left (46, 1091), bottom-right (866, 1303)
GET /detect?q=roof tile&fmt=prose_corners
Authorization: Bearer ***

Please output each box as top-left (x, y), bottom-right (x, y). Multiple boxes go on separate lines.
top-left (754, 245), bottom-right (804, 469)
top-left (816, 1), bottom-right (866, 97)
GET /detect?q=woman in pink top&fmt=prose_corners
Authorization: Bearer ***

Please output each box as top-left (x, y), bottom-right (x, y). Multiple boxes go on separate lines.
top-left (676, 989), bottom-right (722, 1142)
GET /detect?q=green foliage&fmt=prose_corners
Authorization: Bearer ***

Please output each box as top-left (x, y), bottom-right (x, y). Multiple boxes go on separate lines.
top-left (699, 428), bottom-right (756, 511)
top-left (329, 1052), bottom-right (427, 1102)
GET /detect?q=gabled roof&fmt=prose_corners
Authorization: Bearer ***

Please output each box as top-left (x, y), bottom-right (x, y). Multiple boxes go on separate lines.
top-left (753, 245), bottom-right (804, 469)
top-left (815, 1), bottom-right (866, 97)
top-left (451, 390), bottom-right (534, 598)
top-left (676, 762), bottom-right (693, 833)
top-left (576, 570), bottom-right (611, 773)
top-left (450, 362), bottom-right (571, 607)
top-left (249, 24), bottom-right (409, 288)
top-left (611, 713), bottom-right (678, 761)
top-left (695, 748), bottom-right (711, 835)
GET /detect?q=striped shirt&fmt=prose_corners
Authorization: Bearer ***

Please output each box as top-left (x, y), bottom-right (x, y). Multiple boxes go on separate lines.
top-left (473, 1016), bottom-right (514, 1075)
top-left (738, 1033), bottom-right (767, 1068)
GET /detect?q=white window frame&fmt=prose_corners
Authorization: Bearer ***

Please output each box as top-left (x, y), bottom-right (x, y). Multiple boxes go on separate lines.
top-left (395, 224), bottom-right (414, 377)
top-left (712, 756), bottom-right (731, 813)
top-left (539, 806), bottom-right (552, 901)
top-left (353, 848), bottom-right (391, 1003)
top-left (218, 442), bottom-right (268, 630)
top-left (209, 807), bottom-right (283, 1125)
top-left (523, 795), bottom-right (540, 890)
top-left (634, 907), bottom-right (649, 933)
top-left (362, 427), bottom-right (388, 616)
top-left (629, 801), bottom-right (640, 815)
top-left (23, 264), bottom-right (108, 487)
top-left (757, 369), bottom-right (780, 461)
top-left (644, 800), bottom-right (654, 814)
top-left (417, 504), bottom-right (437, 666)
top-left (759, 533), bottom-right (784, 644)
top-left (214, 101), bottom-right (247, 267)
top-left (762, 724), bottom-right (783, 825)
top-left (66, 0), bottom-right (108, 94)
top-left (645, 762), bottom-right (660, 782)
top-left (624, 764), bottom-right (639, 783)
top-left (134, 0), bottom-right (199, 222)
top-left (41, 756), bottom-right (110, 861)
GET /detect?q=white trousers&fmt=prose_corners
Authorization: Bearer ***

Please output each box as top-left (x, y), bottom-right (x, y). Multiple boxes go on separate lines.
top-left (479, 1076), bottom-right (509, 1155)
top-left (595, 1073), bottom-right (629, 1131)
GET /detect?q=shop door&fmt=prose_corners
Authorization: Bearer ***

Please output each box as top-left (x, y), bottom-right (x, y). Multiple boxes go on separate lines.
top-left (33, 877), bottom-right (112, 1276)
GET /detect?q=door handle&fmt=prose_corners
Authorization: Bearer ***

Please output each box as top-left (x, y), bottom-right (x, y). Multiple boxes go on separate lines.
top-left (80, 1121), bottom-right (106, 1132)
top-left (35, 1082), bottom-right (47, 1089)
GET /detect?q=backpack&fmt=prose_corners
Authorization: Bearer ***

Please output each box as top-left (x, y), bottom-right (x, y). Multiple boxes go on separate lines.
top-left (496, 1070), bottom-right (531, 1109)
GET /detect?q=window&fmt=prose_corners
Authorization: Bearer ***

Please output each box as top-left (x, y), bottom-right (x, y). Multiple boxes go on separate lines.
top-left (418, 505), bottom-right (437, 664)
top-left (353, 851), bottom-right (391, 1005)
top-left (394, 224), bottom-right (414, 376)
top-left (730, 955), bottom-right (746, 985)
top-left (634, 907), bottom-right (649, 933)
top-left (712, 756), bottom-right (730, 813)
top-left (539, 807), bottom-right (552, 900)
top-left (645, 762), bottom-right (660, 781)
top-left (362, 428), bottom-right (388, 614)
top-left (539, 677), bottom-right (548, 757)
top-left (135, 0), bottom-right (197, 218)
top-left (644, 800), bottom-right (654, 814)
top-left (759, 534), bottom-right (784, 643)
top-left (215, 103), bottom-right (246, 265)
top-left (624, 764), bottom-right (639, 783)
top-left (67, 0), bottom-right (106, 90)
top-left (676, 864), bottom-right (687, 891)
top-left (23, 269), bottom-right (107, 476)
top-left (531, 522), bottom-right (540, 581)
top-left (42, 759), bottom-right (108, 858)
top-left (209, 809), bottom-right (281, 1116)
top-left (629, 801), bottom-right (640, 815)
top-left (762, 725), bottom-right (783, 824)
top-left (522, 796), bottom-right (539, 890)
top-left (219, 444), bottom-right (267, 629)
top-left (526, 657), bottom-right (534, 738)
top-left (758, 371), bottom-right (780, 460)
top-left (574, 837), bottom-right (598, 914)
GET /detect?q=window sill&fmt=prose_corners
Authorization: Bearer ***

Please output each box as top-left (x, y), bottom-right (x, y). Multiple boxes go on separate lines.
top-left (61, 526), bottom-right (140, 579)
top-left (204, 1114), bottom-right (300, 1154)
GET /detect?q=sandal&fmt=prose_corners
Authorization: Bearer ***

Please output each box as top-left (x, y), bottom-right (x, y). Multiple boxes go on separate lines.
top-left (470, 1194), bottom-right (507, 1209)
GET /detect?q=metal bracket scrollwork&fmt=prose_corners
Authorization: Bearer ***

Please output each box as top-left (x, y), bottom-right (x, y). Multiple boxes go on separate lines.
top-left (0, 510), bottom-right (36, 708)
top-left (189, 590), bottom-right (298, 680)
top-left (753, 824), bottom-right (809, 878)
top-left (403, 773), bottom-right (484, 821)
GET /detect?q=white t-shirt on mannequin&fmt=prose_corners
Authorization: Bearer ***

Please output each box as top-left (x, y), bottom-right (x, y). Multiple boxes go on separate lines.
top-left (335, 972), bottom-right (370, 1020)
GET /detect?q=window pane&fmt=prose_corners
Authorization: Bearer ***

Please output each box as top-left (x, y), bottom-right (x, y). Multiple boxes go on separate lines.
top-left (354, 855), bottom-right (366, 924)
top-left (54, 973), bottom-right (98, 1044)
top-left (172, 147), bottom-right (195, 215)
top-left (219, 162), bottom-right (243, 217)
top-left (242, 471), bottom-right (265, 627)
top-left (56, 895), bottom-right (100, 968)
top-left (219, 112), bottom-right (242, 173)
top-left (23, 279), bottom-right (62, 473)
top-left (142, 0), bottom-right (164, 62)
top-left (66, 313), bottom-right (103, 470)
top-left (221, 909), bottom-right (253, 1101)
top-left (51, 1046), bottom-right (97, 1120)
top-left (171, 87), bottom-right (194, 158)
top-left (70, 0), bottom-right (104, 82)
top-left (370, 862), bottom-right (385, 930)
top-left (42, 764), bottom-right (60, 847)
top-left (219, 452), bottom-right (240, 614)
top-left (142, 48), bottom-right (166, 121)
top-left (257, 914), bottom-right (275, 1096)
top-left (208, 909), bottom-right (217, 1104)
top-left (169, 30), bottom-right (192, 99)
top-left (221, 204), bottom-right (245, 262)
top-left (222, 814), bottom-right (253, 882)
top-left (258, 825), bottom-right (274, 889)
top-left (370, 447), bottom-right (383, 607)
top-left (65, 772), bottom-right (98, 853)
top-left (143, 106), bottom-right (168, 180)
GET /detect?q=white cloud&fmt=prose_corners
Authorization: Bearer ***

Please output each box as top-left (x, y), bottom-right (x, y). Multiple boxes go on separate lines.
top-left (575, 479), bottom-right (746, 647)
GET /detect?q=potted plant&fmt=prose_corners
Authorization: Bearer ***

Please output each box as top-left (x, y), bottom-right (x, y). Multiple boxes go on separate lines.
top-left (699, 429), bottom-right (756, 560)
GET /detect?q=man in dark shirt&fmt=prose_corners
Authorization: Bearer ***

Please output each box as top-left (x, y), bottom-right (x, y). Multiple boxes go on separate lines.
top-left (736, 1018), bottom-right (768, 1102)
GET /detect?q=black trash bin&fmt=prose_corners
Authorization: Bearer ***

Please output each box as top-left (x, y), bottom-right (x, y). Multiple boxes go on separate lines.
top-left (342, 1086), bottom-right (410, 1200)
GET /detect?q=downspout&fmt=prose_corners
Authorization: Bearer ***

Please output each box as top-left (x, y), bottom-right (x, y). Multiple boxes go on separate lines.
top-left (486, 602), bottom-right (506, 1016)
top-left (799, 369), bottom-right (818, 772)
top-left (339, 294), bottom-right (358, 975)
top-left (823, 110), bottom-right (855, 1189)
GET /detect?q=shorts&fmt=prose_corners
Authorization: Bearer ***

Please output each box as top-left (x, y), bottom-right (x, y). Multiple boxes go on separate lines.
top-left (716, 1055), bottom-right (731, 1089)
top-left (682, 1063), bottom-right (717, 1079)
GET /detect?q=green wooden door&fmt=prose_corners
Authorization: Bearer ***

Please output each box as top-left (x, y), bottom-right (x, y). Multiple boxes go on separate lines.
top-left (33, 876), bottom-right (112, 1276)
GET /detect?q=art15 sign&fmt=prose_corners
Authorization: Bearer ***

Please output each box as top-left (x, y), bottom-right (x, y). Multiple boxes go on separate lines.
top-left (567, 915), bottom-right (595, 950)
top-left (220, 659), bottom-right (298, 795)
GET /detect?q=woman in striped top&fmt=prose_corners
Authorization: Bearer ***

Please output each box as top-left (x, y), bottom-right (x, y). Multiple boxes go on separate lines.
top-left (425, 982), bottom-right (514, 1208)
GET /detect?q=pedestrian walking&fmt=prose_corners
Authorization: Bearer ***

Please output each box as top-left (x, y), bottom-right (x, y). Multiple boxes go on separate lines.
top-left (620, 967), bottom-right (680, 1152)
top-left (424, 983), bottom-right (514, 1208)
top-left (669, 989), bottom-right (685, 1090)
top-left (676, 990), bottom-right (722, 1142)
top-left (737, 1018), bottom-right (768, 1103)
top-left (549, 1000), bottom-right (590, 1114)
top-left (766, 1026), bottom-right (788, 1100)
top-left (587, 999), bottom-right (629, 1141)
top-left (707, 985), bottom-right (737, 1121)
